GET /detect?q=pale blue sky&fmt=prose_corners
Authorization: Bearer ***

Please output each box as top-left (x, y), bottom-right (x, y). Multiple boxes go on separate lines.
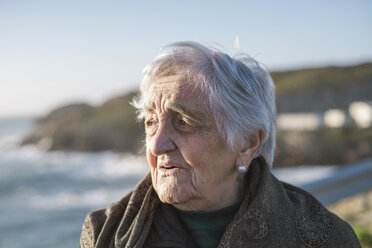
top-left (1, 0), bottom-right (371, 117)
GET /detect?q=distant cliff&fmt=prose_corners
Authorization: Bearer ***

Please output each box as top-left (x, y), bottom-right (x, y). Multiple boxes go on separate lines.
top-left (273, 62), bottom-right (372, 112)
top-left (22, 92), bottom-right (144, 153)
top-left (22, 62), bottom-right (372, 166)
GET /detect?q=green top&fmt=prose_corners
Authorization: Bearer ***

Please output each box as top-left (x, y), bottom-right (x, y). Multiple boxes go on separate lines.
top-left (174, 198), bottom-right (243, 248)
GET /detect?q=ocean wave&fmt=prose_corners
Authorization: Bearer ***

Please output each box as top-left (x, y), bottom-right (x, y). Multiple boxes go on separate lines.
top-left (0, 145), bottom-right (148, 179)
top-left (0, 117), bottom-right (149, 182)
top-left (0, 116), bottom-right (34, 151)
top-left (0, 143), bottom-right (150, 214)
top-left (28, 187), bottom-right (134, 210)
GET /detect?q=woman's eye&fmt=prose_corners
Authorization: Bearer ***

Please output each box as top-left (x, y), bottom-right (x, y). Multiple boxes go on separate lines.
top-left (174, 117), bottom-right (194, 132)
top-left (178, 119), bottom-right (187, 126)
top-left (145, 118), bottom-right (158, 135)
top-left (145, 120), bottom-right (153, 127)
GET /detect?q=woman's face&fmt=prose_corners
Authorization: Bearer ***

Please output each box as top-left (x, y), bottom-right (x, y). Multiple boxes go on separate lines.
top-left (144, 76), bottom-right (241, 211)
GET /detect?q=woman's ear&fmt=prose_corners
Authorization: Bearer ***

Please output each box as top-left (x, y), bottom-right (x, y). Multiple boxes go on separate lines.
top-left (236, 129), bottom-right (265, 166)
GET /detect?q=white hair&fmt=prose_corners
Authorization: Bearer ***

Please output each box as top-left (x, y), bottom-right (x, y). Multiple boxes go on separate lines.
top-left (132, 41), bottom-right (277, 167)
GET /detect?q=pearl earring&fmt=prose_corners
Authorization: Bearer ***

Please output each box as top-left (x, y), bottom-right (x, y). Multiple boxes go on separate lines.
top-left (237, 164), bottom-right (248, 173)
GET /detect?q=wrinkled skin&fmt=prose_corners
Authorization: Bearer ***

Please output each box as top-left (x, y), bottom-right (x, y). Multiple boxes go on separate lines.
top-left (144, 76), bottom-right (260, 211)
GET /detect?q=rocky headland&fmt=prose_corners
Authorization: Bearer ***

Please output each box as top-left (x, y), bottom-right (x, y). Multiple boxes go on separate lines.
top-left (22, 63), bottom-right (372, 167)
top-left (22, 92), bottom-right (144, 153)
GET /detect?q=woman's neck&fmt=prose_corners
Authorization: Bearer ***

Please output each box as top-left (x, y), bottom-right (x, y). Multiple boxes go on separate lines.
top-left (172, 174), bottom-right (241, 211)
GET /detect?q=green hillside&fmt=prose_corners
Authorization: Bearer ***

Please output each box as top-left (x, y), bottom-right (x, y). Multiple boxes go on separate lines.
top-left (273, 62), bottom-right (372, 95)
top-left (273, 62), bottom-right (372, 112)
top-left (22, 92), bottom-right (144, 153)
top-left (22, 62), bottom-right (372, 165)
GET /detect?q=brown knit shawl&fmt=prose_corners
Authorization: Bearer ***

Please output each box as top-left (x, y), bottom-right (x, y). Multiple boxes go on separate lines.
top-left (79, 157), bottom-right (361, 248)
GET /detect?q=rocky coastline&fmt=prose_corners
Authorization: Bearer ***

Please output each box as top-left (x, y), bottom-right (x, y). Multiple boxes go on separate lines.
top-left (21, 63), bottom-right (372, 167)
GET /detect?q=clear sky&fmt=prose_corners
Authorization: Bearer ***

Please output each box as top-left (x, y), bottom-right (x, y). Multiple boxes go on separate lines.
top-left (1, 0), bottom-right (371, 117)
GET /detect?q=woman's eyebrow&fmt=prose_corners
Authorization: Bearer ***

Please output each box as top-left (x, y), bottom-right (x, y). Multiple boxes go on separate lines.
top-left (143, 101), bottom-right (206, 121)
top-left (168, 102), bottom-right (205, 121)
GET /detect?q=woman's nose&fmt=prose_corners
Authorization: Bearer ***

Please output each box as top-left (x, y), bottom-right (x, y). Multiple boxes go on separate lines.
top-left (149, 123), bottom-right (176, 156)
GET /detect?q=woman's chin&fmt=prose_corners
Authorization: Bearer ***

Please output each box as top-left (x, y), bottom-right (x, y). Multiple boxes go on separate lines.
top-left (154, 180), bottom-right (193, 205)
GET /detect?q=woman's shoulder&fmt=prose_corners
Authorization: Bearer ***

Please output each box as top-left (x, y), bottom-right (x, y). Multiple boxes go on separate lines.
top-left (79, 191), bottom-right (133, 248)
top-left (233, 158), bottom-right (361, 247)
top-left (280, 181), bottom-right (361, 247)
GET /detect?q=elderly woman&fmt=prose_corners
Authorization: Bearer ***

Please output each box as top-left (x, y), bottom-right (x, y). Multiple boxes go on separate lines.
top-left (80, 42), bottom-right (360, 248)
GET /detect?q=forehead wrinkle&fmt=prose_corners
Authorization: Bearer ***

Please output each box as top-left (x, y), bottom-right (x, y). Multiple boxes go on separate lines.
top-left (144, 95), bottom-right (206, 122)
top-left (160, 92), bottom-right (168, 114)
top-left (145, 79), bottom-right (180, 112)
top-left (167, 102), bottom-right (206, 121)
top-left (145, 76), bottom-right (209, 122)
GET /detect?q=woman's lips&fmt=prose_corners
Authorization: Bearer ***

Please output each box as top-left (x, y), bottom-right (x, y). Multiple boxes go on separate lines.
top-left (158, 163), bottom-right (182, 173)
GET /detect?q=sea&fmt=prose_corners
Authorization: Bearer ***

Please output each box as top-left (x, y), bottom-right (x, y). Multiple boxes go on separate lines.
top-left (0, 117), bottom-right (340, 248)
top-left (0, 116), bottom-right (149, 248)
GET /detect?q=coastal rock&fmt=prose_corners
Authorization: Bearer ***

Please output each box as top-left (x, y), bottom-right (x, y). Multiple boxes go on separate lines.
top-left (21, 63), bottom-right (372, 165)
top-left (22, 92), bottom-right (144, 153)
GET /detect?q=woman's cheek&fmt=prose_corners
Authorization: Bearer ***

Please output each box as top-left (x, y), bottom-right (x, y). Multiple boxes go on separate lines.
top-left (146, 148), bottom-right (157, 170)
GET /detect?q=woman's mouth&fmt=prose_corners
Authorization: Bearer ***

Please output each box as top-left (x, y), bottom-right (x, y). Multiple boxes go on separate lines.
top-left (159, 163), bottom-right (181, 174)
